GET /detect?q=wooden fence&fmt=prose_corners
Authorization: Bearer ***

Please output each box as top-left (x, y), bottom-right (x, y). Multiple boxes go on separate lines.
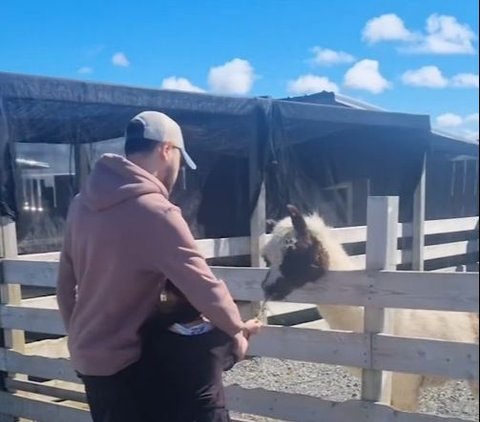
top-left (0, 197), bottom-right (478, 421)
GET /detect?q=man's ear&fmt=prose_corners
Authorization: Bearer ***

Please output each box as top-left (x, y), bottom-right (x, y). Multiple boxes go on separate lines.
top-left (158, 142), bottom-right (172, 160)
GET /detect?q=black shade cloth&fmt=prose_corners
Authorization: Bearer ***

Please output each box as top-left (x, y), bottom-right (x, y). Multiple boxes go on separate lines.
top-left (1, 72), bottom-right (476, 254)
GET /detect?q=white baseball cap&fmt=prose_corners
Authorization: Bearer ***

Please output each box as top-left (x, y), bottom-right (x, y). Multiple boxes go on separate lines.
top-left (127, 111), bottom-right (197, 170)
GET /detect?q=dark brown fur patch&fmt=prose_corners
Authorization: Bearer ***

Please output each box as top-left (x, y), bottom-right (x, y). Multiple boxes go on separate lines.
top-left (262, 205), bottom-right (332, 301)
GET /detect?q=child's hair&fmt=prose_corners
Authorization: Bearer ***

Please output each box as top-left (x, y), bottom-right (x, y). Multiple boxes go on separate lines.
top-left (143, 280), bottom-right (202, 332)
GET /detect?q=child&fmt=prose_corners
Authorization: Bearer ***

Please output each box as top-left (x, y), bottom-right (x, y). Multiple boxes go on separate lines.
top-left (140, 280), bottom-right (260, 422)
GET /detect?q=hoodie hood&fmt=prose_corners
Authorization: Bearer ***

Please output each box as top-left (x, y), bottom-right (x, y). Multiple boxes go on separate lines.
top-left (82, 154), bottom-right (169, 211)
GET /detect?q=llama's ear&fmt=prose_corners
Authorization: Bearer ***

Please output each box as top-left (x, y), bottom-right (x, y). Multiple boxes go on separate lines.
top-left (287, 204), bottom-right (308, 242)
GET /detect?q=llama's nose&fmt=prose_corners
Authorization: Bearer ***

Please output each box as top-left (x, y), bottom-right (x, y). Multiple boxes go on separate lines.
top-left (263, 278), bottom-right (291, 301)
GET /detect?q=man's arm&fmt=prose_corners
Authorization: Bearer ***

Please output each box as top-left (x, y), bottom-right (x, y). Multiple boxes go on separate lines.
top-left (146, 206), bottom-right (245, 338)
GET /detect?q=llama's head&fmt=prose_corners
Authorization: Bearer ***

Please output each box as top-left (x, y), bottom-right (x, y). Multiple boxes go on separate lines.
top-left (261, 205), bottom-right (330, 301)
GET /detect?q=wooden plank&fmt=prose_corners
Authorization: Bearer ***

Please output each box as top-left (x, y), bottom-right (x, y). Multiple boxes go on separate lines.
top-left (0, 386), bottom-right (472, 422)
top-left (25, 338), bottom-right (68, 359)
top-left (412, 156), bottom-right (426, 271)
top-left (350, 249), bottom-right (408, 270)
top-left (0, 349), bottom-right (79, 383)
top-left (0, 386), bottom-right (473, 422)
top-left (331, 225), bottom-right (367, 244)
top-left (425, 217), bottom-right (479, 235)
top-left (220, 268), bottom-right (479, 312)
top-left (0, 306), bottom-right (66, 336)
top-left (7, 226), bottom-right (398, 264)
top-left (5, 378), bottom-right (86, 404)
top-left (14, 236), bottom-right (252, 261)
top-left (196, 237), bottom-right (250, 258)
top-left (250, 181), bottom-right (266, 267)
top-left (432, 266), bottom-right (466, 273)
top-left (73, 143), bottom-right (90, 193)
top-left (365, 197), bottom-right (399, 272)
top-left (362, 196), bottom-right (398, 404)
top-left (366, 271), bottom-right (479, 313)
top-left (15, 252), bottom-right (60, 261)
top-left (2, 259), bottom-right (58, 288)
top-left (244, 175), bottom-right (266, 319)
top-left (2, 247), bottom-right (413, 289)
top-left (0, 217), bottom-right (26, 407)
top-left (3, 326), bottom-right (477, 382)
top-left (0, 219), bottom-right (25, 351)
top-left (0, 103), bottom-right (17, 422)
top-left (1, 321), bottom-right (370, 370)
top-left (1, 251), bottom-right (351, 289)
top-left (2, 267), bottom-right (478, 314)
top-left (266, 230), bottom-right (370, 247)
top-left (224, 385), bottom-right (472, 422)
top-left (0, 391), bottom-right (90, 422)
top-left (21, 295), bottom-right (58, 309)
top-left (374, 334), bottom-right (479, 381)
top-left (267, 223), bottom-right (408, 245)
top-left (424, 241), bottom-right (479, 260)
top-left (248, 326), bottom-right (370, 367)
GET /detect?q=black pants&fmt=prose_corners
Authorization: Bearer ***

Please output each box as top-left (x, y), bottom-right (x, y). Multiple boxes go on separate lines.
top-left (141, 326), bottom-right (236, 422)
top-left (78, 359), bottom-right (152, 422)
top-left (78, 329), bottom-right (235, 422)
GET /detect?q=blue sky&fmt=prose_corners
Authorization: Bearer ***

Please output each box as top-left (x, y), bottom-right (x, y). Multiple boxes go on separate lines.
top-left (1, 0), bottom-right (478, 139)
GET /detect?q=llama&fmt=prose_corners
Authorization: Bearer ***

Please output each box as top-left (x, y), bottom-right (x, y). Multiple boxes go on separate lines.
top-left (261, 205), bottom-right (479, 412)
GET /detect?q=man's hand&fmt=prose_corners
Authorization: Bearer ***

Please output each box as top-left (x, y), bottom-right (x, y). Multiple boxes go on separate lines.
top-left (242, 318), bottom-right (263, 339)
top-left (232, 319), bottom-right (263, 361)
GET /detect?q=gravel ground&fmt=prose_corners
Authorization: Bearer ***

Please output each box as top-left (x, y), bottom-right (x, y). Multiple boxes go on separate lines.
top-left (223, 357), bottom-right (479, 422)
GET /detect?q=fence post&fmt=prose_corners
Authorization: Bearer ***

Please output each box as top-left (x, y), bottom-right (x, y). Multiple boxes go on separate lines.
top-left (238, 140), bottom-right (266, 320)
top-left (412, 155), bottom-right (426, 271)
top-left (250, 180), bottom-right (266, 269)
top-left (0, 218), bottom-right (25, 421)
top-left (361, 196), bottom-right (398, 405)
top-left (74, 143), bottom-right (90, 193)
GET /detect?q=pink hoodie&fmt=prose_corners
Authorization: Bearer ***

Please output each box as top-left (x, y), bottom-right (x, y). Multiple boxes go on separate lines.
top-left (56, 154), bottom-right (244, 376)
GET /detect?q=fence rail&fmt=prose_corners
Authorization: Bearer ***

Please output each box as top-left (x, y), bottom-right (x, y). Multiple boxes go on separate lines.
top-left (2, 264), bottom-right (479, 311)
top-left (0, 386), bottom-right (473, 422)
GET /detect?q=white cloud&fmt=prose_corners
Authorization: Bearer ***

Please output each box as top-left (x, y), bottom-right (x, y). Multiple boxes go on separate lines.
top-left (207, 58), bottom-right (255, 95)
top-left (78, 66), bottom-right (93, 74)
top-left (435, 112), bottom-right (479, 141)
top-left (363, 13), bottom-right (478, 55)
top-left (401, 68), bottom-right (479, 89)
top-left (401, 66), bottom-right (449, 88)
top-left (287, 75), bottom-right (339, 95)
top-left (435, 110), bottom-right (479, 141)
top-left (161, 76), bottom-right (205, 93)
top-left (465, 113), bottom-right (479, 124)
top-left (451, 73), bottom-right (479, 88)
top-left (462, 129), bottom-right (479, 141)
top-left (112, 52), bottom-right (130, 67)
top-left (343, 59), bottom-right (391, 94)
top-left (362, 14), bottom-right (413, 44)
top-left (310, 47), bottom-right (355, 66)
top-left (404, 14), bottom-right (477, 54)
top-left (436, 113), bottom-right (463, 128)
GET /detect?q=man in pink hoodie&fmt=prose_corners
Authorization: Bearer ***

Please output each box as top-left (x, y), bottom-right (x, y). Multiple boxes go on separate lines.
top-left (57, 111), bottom-right (260, 421)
